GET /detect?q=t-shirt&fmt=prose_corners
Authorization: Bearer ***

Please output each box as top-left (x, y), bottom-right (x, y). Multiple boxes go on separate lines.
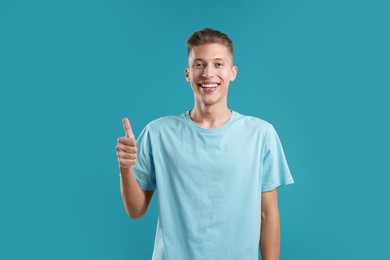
top-left (133, 110), bottom-right (294, 260)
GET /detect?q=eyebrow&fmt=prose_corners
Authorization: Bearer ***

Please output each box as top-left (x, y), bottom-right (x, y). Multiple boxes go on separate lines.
top-left (193, 58), bottom-right (225, 63)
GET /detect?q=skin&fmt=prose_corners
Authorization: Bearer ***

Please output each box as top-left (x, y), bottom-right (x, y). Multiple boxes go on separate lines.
top-left (116, 42), bottom-right (280, 259)
top-left (185, 43), bottom-right (237, 128)
top-left (260, 189), bottom-right (280, 260)
top-left (116, 118), bottom-right (154, 219)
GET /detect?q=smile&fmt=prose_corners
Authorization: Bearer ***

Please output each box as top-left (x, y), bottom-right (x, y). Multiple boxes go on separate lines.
top-left (199, 83), bottom-right (220, 93)
top-left (200, 83), bottom-right (219, 88)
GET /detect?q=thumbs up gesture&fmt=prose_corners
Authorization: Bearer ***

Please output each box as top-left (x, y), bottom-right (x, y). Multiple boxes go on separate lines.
top-left (116, 118), bottom-right (137, 168)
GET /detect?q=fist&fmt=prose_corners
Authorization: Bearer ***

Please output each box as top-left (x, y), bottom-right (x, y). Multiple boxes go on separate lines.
top-left (116, 118), bottom-right (137, 168)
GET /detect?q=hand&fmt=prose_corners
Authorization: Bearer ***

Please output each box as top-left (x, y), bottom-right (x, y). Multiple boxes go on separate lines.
top-left (116, 118), bottom-right (137, 168)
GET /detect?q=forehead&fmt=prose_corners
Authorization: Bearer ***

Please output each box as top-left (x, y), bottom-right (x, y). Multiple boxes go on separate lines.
top-left (188, 43), bottom-right (233, 63)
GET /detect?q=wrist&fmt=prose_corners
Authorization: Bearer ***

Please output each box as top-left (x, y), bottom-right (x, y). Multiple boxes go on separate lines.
top-left (119, 165), bottom-right (133, 176)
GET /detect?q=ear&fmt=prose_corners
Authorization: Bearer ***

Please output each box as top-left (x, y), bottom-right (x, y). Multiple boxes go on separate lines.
top-left (230, 66), bottom-right (238, 82)
top-left (184, 67), bottom-right (190, 82)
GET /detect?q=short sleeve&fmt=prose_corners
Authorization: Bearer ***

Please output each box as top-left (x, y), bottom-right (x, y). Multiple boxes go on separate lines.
top-left (261, 124), bottom-right (294, 192)
top-left (132, 125), bottom-right (156, 191)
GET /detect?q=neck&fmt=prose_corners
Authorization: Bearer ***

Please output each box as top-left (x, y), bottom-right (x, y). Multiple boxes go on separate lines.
top-left (190, 103), bottom-right (232, 129)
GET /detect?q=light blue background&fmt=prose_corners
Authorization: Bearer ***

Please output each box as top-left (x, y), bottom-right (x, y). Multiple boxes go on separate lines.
top-left (1, 0), bottom-right (389, 259)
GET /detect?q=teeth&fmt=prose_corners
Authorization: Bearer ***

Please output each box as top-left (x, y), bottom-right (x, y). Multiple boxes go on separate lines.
top-left (201, 84), bottom-right (219, 88)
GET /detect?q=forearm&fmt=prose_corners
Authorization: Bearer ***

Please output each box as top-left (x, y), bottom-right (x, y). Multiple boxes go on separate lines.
top-left (259, 210), bottom-right (280, 260)
top-left (120, 166), bottom-right (147, 219)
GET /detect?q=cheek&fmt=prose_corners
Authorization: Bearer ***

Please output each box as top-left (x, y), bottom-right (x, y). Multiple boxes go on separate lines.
top-left (218, 70), bottom-right (231, 80)
top-left (189, 71), bottom-right (202, 80)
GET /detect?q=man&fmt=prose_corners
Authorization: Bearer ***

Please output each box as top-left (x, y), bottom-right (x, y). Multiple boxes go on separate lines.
top-left (116, 28), bottom-right (294, 260)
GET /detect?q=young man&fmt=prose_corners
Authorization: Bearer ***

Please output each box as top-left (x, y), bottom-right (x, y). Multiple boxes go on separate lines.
top-left (116, 28), bottom-right (294, 260)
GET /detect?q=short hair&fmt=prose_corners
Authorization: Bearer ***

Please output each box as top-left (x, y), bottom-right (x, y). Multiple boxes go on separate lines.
top-left (185, 28), bottom-right (234, 57)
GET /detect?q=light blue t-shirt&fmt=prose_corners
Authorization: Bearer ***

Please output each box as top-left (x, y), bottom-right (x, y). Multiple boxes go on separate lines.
top-left (133, 110), bottom-right (294, 260)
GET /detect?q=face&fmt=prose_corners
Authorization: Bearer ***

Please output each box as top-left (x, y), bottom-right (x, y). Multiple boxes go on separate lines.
top-left (185, 43), bottom-right (237, 107)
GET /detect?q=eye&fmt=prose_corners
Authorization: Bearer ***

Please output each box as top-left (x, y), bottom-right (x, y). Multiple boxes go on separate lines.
top-left (215, 63), bottom-right (224, 67)
top-left (194, 63), bottom-right (204, 68)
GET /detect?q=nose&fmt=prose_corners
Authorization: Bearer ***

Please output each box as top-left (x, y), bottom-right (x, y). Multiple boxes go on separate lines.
top-left (202, 65), bottom-right (215, 78)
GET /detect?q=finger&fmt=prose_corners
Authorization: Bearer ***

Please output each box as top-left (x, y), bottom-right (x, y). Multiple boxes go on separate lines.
top-left (117, 137), bottom-right (136, 146)
top-left (116, 143), bottom-right (137, 153)
top-left (117, 151), bottom-right (137, 160)
top-left (122, 118), bottom-right (134, 138)
top-left (118, 158), bottom-right (136, 167)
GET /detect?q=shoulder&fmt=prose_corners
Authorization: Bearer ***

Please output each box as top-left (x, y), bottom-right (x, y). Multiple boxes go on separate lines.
top-left (144, 112), bottom-right (188, 133)
top-left (232, 111), bottom-right (274, 133)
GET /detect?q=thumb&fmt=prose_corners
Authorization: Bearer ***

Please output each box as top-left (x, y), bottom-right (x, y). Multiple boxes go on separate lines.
top-left (122, 118), bottom-right (134, 138)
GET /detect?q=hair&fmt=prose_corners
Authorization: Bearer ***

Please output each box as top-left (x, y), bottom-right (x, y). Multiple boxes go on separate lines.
top-left (185, 28), bottom-right (234, 57)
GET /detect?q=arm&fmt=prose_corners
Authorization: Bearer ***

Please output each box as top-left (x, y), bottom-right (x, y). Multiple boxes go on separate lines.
top-left (260, 188), bottom-right (280, 260)
top-left (120, 166), bottom-right (154, 219)
top-left (117, 118), bottom-right (154, 219)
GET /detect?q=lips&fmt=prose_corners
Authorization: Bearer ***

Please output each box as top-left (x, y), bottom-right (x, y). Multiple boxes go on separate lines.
top-left (198, 82), bottom-right (220, 93)
top-left (199, 82), bottom-right (220, 88)
top-left (200, 83), bottom-right (219, 88)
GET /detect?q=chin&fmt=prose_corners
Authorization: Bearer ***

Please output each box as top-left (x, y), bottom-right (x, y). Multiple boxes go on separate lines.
top-left (199, 98), bottom-right (224, 107)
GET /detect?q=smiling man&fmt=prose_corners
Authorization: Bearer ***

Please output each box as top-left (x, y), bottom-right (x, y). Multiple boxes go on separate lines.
top-left (116, 28), bottom-right (294, 260)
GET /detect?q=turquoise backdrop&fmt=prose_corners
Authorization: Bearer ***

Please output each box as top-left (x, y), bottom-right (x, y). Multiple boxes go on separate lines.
top-left (1, 0), bottom-right (389, 259)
